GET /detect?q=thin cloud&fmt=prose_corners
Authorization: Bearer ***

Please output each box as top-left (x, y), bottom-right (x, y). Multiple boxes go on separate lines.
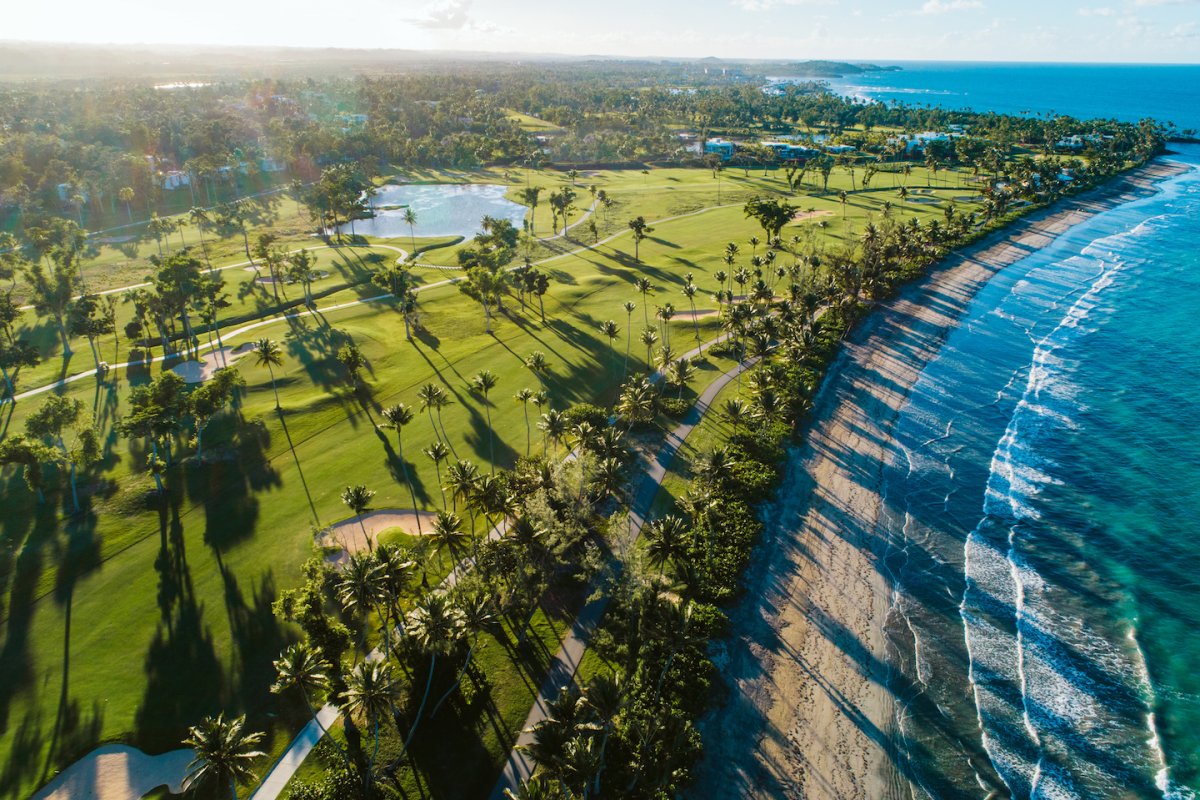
top-left (408, 0), bottom-right (506, 32)
top-left (731, 0), bottom-right (833, 10)
top-left (919, 0), bottom-right (984, 12)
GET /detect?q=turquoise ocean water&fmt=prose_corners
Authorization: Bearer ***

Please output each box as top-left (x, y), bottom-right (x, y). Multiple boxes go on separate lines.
top-left (879, 145), bottom-right (1200, 798)
top-left (825, 62), bottom-right (1200, 132)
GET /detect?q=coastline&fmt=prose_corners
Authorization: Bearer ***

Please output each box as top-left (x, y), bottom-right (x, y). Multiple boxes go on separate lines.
top-left (694, 158), bottom-right (1188, 799)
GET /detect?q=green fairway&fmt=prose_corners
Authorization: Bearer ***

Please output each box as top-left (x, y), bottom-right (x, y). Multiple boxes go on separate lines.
top-left (0, 161), bottom-right (986, 798)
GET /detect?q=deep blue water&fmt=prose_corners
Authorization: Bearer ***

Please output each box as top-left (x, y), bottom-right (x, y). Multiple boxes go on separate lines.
top-left (824, 62), bottom-right (1200, 133)
top-left (880, 146), bottom-right (1200, 798)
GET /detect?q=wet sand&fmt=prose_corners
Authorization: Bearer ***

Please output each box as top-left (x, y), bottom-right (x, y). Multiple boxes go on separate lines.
top-left (695, 160), bottom-right (1187, 800)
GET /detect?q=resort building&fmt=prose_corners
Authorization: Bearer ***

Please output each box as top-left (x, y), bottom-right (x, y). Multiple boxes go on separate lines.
top-left (704, 138), bottom-right (737, 160)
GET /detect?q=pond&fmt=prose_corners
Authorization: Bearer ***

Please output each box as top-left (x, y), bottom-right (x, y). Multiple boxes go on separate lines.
top-left (338, 183), bottom-right (527, 240)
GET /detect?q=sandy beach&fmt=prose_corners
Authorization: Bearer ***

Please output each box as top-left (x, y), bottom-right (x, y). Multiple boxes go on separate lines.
top-left (695, 159), bottom-right (1187, 799)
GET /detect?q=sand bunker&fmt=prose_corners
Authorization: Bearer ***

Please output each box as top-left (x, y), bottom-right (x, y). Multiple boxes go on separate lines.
top-left (170, 342), bottom-right (254, 384)
top-left (32, 744), bottom-right (193, 800)
top-left (321, 509), bottom-right (440, 565)
top-left (792, 209), bottom-right (834, 222)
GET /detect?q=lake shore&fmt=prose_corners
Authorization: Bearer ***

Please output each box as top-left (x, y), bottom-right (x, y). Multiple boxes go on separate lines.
top-left (694, 158), bottom-right (1188, 799)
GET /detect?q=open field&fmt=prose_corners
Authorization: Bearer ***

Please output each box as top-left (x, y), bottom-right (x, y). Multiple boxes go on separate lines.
top-left (0, 161), bottom-right (987, 797)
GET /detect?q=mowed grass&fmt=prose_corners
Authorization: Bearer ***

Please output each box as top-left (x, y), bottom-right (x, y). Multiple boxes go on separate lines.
top-left (0, 162), bottom-right (984, 797)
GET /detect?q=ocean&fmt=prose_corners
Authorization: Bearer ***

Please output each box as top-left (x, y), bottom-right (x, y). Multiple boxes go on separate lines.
top-left (879, 145), bottom-right (1200, 798)
top-left (823, 62), bottom-right (1200, 134)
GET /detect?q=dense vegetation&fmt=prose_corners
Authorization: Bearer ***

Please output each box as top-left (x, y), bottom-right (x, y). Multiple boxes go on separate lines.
top-left (0, 54), bottom-right (1166, 800)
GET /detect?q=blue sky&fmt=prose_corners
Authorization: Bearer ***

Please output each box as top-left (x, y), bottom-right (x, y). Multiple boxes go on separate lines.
top-left (5, 0), bottom-right (1198, 63)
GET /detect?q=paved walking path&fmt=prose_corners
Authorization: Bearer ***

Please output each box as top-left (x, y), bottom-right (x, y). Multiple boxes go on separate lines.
top-left (487, 352), bottom-right (762, 799)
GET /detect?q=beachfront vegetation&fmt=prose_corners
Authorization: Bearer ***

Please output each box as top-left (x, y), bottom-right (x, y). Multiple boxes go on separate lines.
top-left (0, 55), bottom-right (1166, 799)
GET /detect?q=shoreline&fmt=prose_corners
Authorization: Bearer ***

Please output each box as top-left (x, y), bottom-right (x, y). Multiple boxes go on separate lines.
top-left (694, 157), bottom-right (1188, 799)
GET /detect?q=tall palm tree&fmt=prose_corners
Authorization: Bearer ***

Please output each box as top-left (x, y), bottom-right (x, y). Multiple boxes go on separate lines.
top-left (524, 350), bottom-right (549, 388)
top-left (181, 713), bottom-right (265, 800)
top-left (681, 283), bottom-right (702, 347)
top-left (337, 551), bottom-right (388, 652)
top-left (445, 458), bottom-right (479, 514)
top-left (431, 591), bottom-right (499, 716)
top-left (470, 370), bottom-right (500, 472)
top-left (402, 593), bottom-right (465, 757)
top-left (423, 441), bottom-right (450, 508)
top-left (252, 338), bottom-right (284, 410)
top-left (621, 300), bottom-right (637, 378)
top-left (118, 186), bottom-right (135, 222)
top-left (417, 383), bottom-right (445, 444)
top-left (599, 320), bottom-right (620, 372)
top-left (635, 277), bottom-right (653, 327)
top-left (514, 388), bottom-right (535, 456)
top-left (271, 644), bottom-right (353, 771)
top-left (537, 409), bottom-right (567, 456)
top-left (402, 207), bottom-right (418, 260)
top-left (188, 206), bottom-right (214, 271)
top-left (640, 328), bottom-right (658, 370)
top-left (645, 514), bottom-right (688, 574)
top-left (382, 403), bottom-right (422, 535)
top-left (428, 509), bottom-right (468, 559)
top-left (342, 661), bottom-right (397, 790)
top-left (340, 484), bottom-right (376, 551)
top-left (722, 397), bottom-right (749, 439)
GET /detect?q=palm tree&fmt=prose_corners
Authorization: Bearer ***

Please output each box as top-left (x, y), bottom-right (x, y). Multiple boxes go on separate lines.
top-left (635, 277), bottom-right (653, 326)
top-left (470, 370), bottom-right (500, 472)
top-left (341, 484), bottom-right (376, 551)
top-left (189, 207), bottom-right (214, 271)
top-left (342, 661), bottom-right (397, 790)
top-left (655, 303), bottom-right (676, 348)
top-left (520, 186), bottom-right (544, 235)
top-left (538, 409), bottom-right (567, 456)
top-left (402, 593), bottom-right (465, 758)
top-left (402, 207), bottom-right (418, 260)
top-left (722, 397), bottom-right (749, 439)
top-left (620, 301), bottom-right (637, 378)
top-left (681, 282), bottom-right (702, 347)
top-left (645, 515), bottom-right (688, 574)
top-left (431, 592), bottom-right (499, 716)
top-left (423, 441), bottom-right (450, 508)
top-left (118, 186), bottom-right (135, 222)
top-left (599, 320), bottom-right (620, 372)
top-left (514, 388), bottom-right (535, 456)
top-left (417, 383), bottom-right (446, 445)
top-left (271, 644), bottom-right (353, 771)
top-left (640, 328), bottom-right (658, 369)
top-left (252, 338), bottom-right (284, 410)
top-left (524, 350), bottom-right (549, 388)
top-left (428, 510), bottom-right (468, 558)
top-left (838, 190), bottom-right (848, 220)
top-left (445, 458), bottom-right (479, 514)
top-left (382, 403), bottom-right (422, 536)
top-left (181, 713), bottom-right (265, 800)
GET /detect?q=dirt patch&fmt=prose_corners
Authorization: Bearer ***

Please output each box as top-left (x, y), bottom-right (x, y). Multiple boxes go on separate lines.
top-left (170, 343), bottom-right (253, 384)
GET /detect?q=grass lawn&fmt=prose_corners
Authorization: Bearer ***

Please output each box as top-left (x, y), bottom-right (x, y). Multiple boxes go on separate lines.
top-left (0, 161), bottom-right (984, 798)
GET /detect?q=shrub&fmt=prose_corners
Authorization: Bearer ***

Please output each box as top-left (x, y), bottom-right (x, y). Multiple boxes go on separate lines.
top-left (657, 397), bottom-right (691, 418)
top-left (564, 402), bottom-right (609, 429)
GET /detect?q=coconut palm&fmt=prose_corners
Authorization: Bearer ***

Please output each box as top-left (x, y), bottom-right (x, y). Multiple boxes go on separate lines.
top-left (402, 207), bottom-right (418, 259)
top-left (537, 409), bottom-right (567, 456)
top-left (624, 299), bottom-right (643, 379)
top-left (645, 514), bottom-right (688, 574)
top-left (423, 440), bottom-right (450, 508)
top-left (524, 350), bottom-right (549, 388)
top-left (428, 509), bottom-right (468, 559)
top-left (340, 484), bottom-right (376, 551)
top-left (181, 713), bottom-right (265, 800)
top-left (635, 277), bottom-right (653, 326)
top-left (445, 458), bottom-right (479, 514)
top-left (431, 591), bottom-right (500, 716)
top-left (470, 370), bottom-right (500, 472)
top-left (722, 398), bottom-right (750, 439)
top-left (417, 383), bottom-right (446, 445)
top-left (381, 403), bottom-right (422, 535)
top-left (655, 302), bottom-right (676, 348)
top-left (188, 207), bottom-right (214, 271)
top-left (599, 319), bottom-right (620, 372)
top-left (252, 338), bottom-right (284, 410)
top-left (640, 328), bottom-right (658, 369)
top-left (514, 388), bottom-right (535, 456)
top-left (402, 593), bottom-right (466, 757)
top-left (270, 644), bottom-right (353, 770)
top-left (342, 661), bottom-right (397, 788)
